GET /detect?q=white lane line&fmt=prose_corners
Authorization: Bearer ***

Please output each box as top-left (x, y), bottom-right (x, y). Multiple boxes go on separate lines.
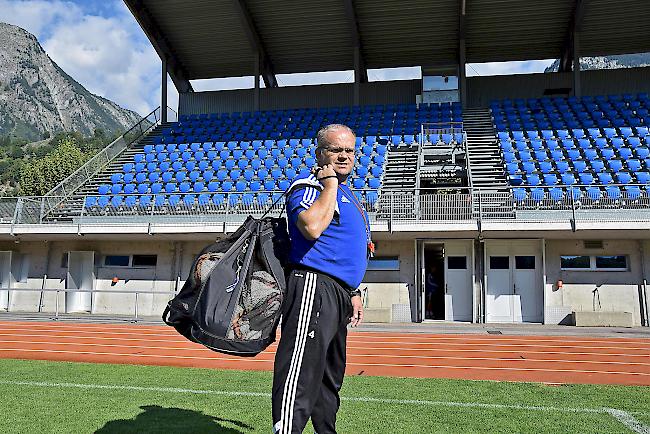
top-left (1, 378), bottom-right (649, 432)
top-left (1, 340), bottom-right (649, 368)
top-left (604, 408), bottom-right (650, 434)
top-left (1, 348), bottom-right (649, 378)
top-left (2, 324), bottom-right (649, 347)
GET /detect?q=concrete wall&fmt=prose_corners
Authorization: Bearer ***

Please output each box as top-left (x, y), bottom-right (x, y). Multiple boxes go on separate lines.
top-left (3, 237), bottom-right (649, 326)
top-left (361, 240), bottom-right (413, 322)
top-left (543, 239), bottom-right (647, 326)
top-left (467, 67), bottom-right (650, 107)
top-left (179, 79), bottom-right (421, 115)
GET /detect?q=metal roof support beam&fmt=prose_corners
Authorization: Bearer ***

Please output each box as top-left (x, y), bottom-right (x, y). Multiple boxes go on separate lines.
top-left (344, 0), bottom-right (368, 84)
top-left (124, 0), bottom-right (193, 93)
top-left (353, 46), bottom-right (362, 105)
top-left (573, 32), bottom-right (581, 97)
top-left (458, 0), bottom-right (467, 109)
top-left (559, 0), bottom-right (588, 73)
top-left (254, 52), bottom-right (260, 111)
top-left (161, 58), bottom-right (168, 123)
top-left (233, 0), bottom-right (277, 88)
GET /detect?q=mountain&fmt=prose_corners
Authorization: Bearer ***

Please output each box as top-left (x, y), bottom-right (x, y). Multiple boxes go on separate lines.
top-left (545, 53), bottom-right (650, 73)
top-left (0, 22), bottom-right (142, 142)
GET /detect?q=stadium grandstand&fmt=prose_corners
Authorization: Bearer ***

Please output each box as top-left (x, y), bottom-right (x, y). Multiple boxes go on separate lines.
top-left (1, 0), bottom-right (649, 328)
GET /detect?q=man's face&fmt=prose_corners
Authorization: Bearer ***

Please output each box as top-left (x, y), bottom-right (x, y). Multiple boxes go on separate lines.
top-left (316, 129), bottom-right (356, 177)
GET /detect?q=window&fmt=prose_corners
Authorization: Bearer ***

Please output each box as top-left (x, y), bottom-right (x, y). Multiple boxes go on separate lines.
top-left (515, 256), bottom-right (535, 270)
top-left (561, 256), bottom-right (590, 269)
top-left (561, 255), bottom-right (628, 271)
top-left (447, 256), bottom-right (467, 270)
top-left (132, 255), bottom-right (158, 267)
top-left (367, 257), bottom-right (399, 271)
top-left (595, 256), bottom-right (627, 270)
top-left (489, 256), bottom-right (509, 269)
top-left (104, 255), bottom-right (130, 267)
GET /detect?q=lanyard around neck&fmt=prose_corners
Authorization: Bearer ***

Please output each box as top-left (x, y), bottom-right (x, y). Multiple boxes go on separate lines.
top-left (338, 185), bottom-right (370, 238)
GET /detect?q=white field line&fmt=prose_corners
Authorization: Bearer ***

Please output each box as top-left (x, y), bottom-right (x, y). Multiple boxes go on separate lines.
top-left (0, 340), bottom-right (649, 368)
top-left (0, 333), bottom-right (648, 359)
top-left (604, 408), bottom-right (650, 434)
top-left (2, 324), bottom-right (649, 347)
top-left (1, 329), bottom-right (648, 352)
top-left (1, 348), bottom-right (650, 378)
top-left (0, 379), bottom-right (648, 432)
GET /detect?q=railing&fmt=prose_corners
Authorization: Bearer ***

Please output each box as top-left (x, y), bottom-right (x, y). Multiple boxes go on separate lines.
top-left (3, 185), bottom-right (650, 229)
top-left (0, 287), bottom-right (176, 322)
top-left (421, 121), bottom-right (464, 136)
top-left (41, 107), bottom-right (172, 218)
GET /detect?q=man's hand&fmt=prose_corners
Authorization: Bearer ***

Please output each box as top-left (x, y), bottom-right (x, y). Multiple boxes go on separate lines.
top-left (314, 164), bottom-right (338, 188)
top-left (350, 295), bottom-right (363, 327)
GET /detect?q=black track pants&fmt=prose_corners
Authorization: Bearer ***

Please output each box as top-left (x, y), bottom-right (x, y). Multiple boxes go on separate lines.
top-left (272, 269), bottom-right (353, 434)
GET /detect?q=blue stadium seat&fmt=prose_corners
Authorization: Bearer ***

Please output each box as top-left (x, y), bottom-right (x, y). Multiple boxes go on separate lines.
top-left (154, 194), bottom-right (166, 207)
top-left (591, 160), bottom-right (605, 173)
top-left (586, 187), bottom-right (601, 200)
top-left (573, 161), bottom-right (587, 172)
top-left (609, 160), bottom-right (624, 172)
top-left (139, 195), bottom-right (152, 208)
top-left (212, 193), bottom-right (225, 206)
top-left (579, 173), bottom-right (594, 185)
top-left (625, 185), bottom-right (641, 200)
top-left (616, 172), bottom-right (632, 184)
top-left (597, 172), bottom-right (613, 184)
top-left (513, 188), bottom-right (527, 202)
top-left (606, 185), bottom-right (621, 200)
top-left (161, 193), bottom-right (177, 207)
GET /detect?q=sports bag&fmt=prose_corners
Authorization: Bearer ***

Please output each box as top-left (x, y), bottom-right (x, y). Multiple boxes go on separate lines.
top-left (162, 214), bottom-right (290, 356)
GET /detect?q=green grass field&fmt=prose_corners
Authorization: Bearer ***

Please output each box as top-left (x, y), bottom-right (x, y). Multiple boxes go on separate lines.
top-left (0, 358), bottom-right (648, 433)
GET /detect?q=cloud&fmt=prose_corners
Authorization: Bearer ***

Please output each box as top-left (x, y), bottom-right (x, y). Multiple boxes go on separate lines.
top-left (368, 66), bottom-right (421, 82)
top-left (466, 59), bottom-right (555, 77)
top-left (0, 0), bottom-right (165, 117)
top-left (0, 0), bottom-right (82, 40)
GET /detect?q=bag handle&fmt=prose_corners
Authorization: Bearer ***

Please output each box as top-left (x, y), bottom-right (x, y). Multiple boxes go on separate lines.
top-left (260, 189), bottom-right (288, 219)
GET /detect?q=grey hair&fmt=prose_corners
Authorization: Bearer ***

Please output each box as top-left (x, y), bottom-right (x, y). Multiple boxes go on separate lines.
top-left (316, 124), bottom-right (356, 150)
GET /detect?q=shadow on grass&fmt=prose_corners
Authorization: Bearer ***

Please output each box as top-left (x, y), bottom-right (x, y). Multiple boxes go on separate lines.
top-left (95, 405), bottom-right (254, 434)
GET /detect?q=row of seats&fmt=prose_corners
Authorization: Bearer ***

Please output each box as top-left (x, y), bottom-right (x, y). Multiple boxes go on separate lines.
top-left (493, 93), bottom-right (650, 189)
top-left (178, 102), bottom-right (463, 123)
top-left (163, 103), bottom-right (463, 143)
top-left (85, 190), bottom-right (380, 210)
top-left (512, 185), bottom-right (649, 202)
top-left (492, 93), bottom-right (650, 131)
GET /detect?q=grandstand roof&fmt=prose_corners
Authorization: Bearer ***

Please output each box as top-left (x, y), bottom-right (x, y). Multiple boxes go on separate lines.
top-left (125, 0), bottom-right (650, 85)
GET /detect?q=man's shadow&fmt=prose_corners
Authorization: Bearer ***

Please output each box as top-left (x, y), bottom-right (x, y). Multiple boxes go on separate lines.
top-left (95, 405), bottom-right (254, 434)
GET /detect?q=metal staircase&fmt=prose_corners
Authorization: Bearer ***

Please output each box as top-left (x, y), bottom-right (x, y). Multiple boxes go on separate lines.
top-left (463, 108), bottom-right (508, 189)
top-left (44, 123), bottom-right (169, 222)
top-left (463, 108), bottom-right (515, 219)
top-left (381, 145), bottom-right (419, 190)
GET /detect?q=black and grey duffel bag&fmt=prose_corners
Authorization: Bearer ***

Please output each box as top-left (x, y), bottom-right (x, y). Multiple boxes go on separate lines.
top-left (163, 214), bottom-right (289, 356)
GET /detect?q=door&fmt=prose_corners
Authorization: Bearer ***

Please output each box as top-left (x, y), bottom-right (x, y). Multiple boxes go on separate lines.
top-left (0, 251), bottom-right (13, 311)
top-left (512, 243), bottom-right (543, 322)
top-left (66, 251), bottom-right (94, 313)
top-left (444, 241), bottom-right (473, 321)
top-left (419, 240), bottom-right (473, 322)
top-left (486, 243), bottom-right (513, 322)
top-left (485, 241), bottom-right (543, 323)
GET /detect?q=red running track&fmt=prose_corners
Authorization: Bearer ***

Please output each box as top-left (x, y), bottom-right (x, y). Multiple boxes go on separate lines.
top-left (0, 321), bottom-right (649, 386)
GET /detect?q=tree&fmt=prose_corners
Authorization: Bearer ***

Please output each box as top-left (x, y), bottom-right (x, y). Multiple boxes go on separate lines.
top-left (19, 136), bottom-right (89, 196)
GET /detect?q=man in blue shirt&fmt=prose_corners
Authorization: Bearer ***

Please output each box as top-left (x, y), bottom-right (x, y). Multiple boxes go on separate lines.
top-left (272, 124), bottom-right (371, 434)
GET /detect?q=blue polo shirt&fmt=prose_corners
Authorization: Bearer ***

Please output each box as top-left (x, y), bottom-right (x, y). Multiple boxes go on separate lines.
top-left (287, 174), bottom-right (370, 289)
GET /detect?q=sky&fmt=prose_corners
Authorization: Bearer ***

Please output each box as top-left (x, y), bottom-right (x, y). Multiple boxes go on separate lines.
top-left (0, 0), bottom-right (555, 117)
